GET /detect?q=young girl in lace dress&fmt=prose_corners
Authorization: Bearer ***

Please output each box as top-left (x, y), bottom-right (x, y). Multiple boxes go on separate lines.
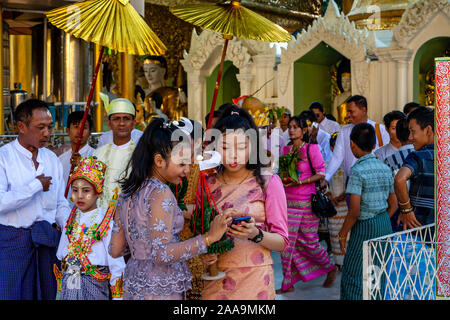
top-left (108, 118), bottom-right (231, 300)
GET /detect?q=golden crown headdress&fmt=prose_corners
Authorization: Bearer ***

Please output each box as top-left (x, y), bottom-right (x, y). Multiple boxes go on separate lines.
top-left (69, 156), bottom-right (107, 194)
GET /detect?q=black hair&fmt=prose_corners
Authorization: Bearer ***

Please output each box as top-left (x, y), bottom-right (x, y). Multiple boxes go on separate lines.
top-left (383, 110), bottom-right (406, 129)
top-left (330, 132), bottom-right (339, 149)
top-left (142, 55), bottom-right (168, 79)
top-left (407, 107), bottom-right (434, 132)
top-left (403, 102), bottom-right (421, 115)
top-left (395, 118), bottom-right (410, 144)
top-left (288, 115), bottom-right (311, 144)
top-left (150, 92), bottom-right (163, 110)
top-left (309, 101), bottom-right (324, 113)
top-left (214, 104), bottom-right (266, 190)
top-left (347, 95), bottom-right (367, 110)
top-left (350, 123), bottom-right (376, 152)
top-left (204, 110), bottom-right (224, 127)
top-left (14, 99), bottom-right (49, 124)
top-left (218, 102), bottom-right (235, 111)
top-left (134, 84), bottom-right (146, 101)
top-left (67, 111), bottom-right (93, 131)
top-left (120, 117), bottom-right (189, 197)
top-left (298, 110), bottom-right (317, 123)
top-left (325, 113), bottom-right (337, 122)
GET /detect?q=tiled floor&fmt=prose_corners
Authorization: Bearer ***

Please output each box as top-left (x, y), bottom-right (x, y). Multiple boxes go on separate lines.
top-left (272, 248), bottom-right (342, 300)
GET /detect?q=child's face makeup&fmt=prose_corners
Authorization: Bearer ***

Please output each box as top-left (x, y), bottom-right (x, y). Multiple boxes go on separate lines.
top-left (219, 132), bottom-right (250, 173)
top-left (71, 179), bottom-right (99, 212)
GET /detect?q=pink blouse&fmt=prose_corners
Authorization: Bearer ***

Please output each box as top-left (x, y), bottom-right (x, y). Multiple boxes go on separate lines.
top-left (281, 143), bottom-right (325, 201)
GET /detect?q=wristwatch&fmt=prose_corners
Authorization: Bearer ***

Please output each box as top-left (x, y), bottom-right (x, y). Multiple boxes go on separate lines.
top-left (249, 228), bottom-right (264, 243)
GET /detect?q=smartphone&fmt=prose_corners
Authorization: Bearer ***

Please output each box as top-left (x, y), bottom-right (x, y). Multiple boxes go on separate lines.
top-left (231, 216), bottom-right (252, 225)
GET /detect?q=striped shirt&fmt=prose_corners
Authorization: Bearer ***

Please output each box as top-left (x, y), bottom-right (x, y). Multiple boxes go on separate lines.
top-left (384, 144), bottom-right (414, 177)
top-left (346, 153), bottom-right (394, 221)
top-left (402, 144), bottom-right (434, 220)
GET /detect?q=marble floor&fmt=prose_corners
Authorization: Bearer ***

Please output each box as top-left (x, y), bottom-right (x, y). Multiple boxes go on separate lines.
top-left (272, 245), bottom-right (342, 300)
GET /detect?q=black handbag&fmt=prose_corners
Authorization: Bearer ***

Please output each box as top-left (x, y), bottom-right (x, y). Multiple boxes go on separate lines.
top-left (306, 144), bottom-right (337, 218)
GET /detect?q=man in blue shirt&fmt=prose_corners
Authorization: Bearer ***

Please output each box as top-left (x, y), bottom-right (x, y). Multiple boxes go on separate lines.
top-left (394, 107), bottom-right (435, 229)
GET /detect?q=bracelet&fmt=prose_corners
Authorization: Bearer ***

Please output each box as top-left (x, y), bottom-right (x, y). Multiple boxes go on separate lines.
top-left (204, 232), bottom-right (210, 246)
top-left (399, 199), bottom-right (410, 206)
top-left (338, 234), bottom-right (347, 240)
top-left (400, 207), bottom-right (414, 214)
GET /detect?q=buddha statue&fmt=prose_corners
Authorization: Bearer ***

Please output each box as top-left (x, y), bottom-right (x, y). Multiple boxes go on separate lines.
top-left (333, 59), bottom-right (352, 125)
top-left (142, 55), bottom-right (187, 120)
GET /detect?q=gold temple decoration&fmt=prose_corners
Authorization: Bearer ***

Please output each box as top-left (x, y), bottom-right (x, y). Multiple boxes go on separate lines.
top-left (347, 0), bottom-right (417, 31)
top-left (46, 0), bottom-right (166, 56)
top-left (144, 3), bottom-right (198, 87)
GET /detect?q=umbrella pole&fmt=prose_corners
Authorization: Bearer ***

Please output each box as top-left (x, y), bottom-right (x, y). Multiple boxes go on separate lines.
top-left (206, 36), bottom-right (232, 130)
top-left (64, 46), bottom-right (104, 198)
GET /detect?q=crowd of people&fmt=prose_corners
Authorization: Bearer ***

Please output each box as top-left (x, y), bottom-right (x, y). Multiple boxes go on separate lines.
top-left (0, 94), bottom-right (435, 301)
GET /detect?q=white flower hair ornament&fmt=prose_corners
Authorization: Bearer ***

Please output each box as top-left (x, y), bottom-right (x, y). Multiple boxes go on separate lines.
top-left (197, 151), bottom-right (222, 171)
top-left (169, 117), bottom-right (193, 136)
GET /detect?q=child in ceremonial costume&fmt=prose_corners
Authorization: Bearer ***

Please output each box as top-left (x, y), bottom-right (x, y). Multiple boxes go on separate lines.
top-left (54, 156), bottom-right (125, 300)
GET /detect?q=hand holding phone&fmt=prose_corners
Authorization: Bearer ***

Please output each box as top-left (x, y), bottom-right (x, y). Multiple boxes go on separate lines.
top-left (231, 216), bottom-right (252, 225)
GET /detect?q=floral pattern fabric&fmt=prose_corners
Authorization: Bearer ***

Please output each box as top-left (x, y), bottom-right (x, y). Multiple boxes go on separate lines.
top-left (112, 178), bottom-right (207, 300)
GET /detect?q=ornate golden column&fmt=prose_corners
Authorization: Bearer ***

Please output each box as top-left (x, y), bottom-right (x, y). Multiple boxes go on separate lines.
top-left (94, 44), bottom-right (103, 132)
top-left (120, 53), bottom-right (134, 101)
top-left (0, 5), bottom-right (3, 135)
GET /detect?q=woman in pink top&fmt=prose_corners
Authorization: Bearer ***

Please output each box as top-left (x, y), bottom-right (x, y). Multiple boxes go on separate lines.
top-left (277, 116), bottom-right (337, 294)
top-left (201, 105), bottom-right (289, 300)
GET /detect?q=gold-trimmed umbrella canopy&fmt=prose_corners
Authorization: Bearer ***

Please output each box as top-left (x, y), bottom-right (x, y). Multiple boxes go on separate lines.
top-left (46, 0), bottom-right (166, 55)
top-left (170, 1), bottom-right (291, 43)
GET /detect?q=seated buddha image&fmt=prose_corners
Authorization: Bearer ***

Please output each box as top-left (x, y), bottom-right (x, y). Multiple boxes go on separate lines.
top-left (142, 55), bottom-right (187, 120)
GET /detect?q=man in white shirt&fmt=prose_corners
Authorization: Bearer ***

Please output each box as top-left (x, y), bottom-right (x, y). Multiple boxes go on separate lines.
top-left (374, 110), bottom-right (406, 162)
top-left (94, 94), bottom-right (138, 209)
top-left (58, 111), bottom-right (95, 206)
top-left (0, 99), bottom-right (70, 300)
top-left (276, 107), bottom-right (292, 151)
top-left (324, 95), bottom-right (390, 184)
top-left (309, 101), bottom-right (341, 135)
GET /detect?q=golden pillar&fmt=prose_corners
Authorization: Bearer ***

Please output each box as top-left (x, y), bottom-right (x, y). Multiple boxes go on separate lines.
top-left (0, 5), bottom-right (3, 135)
top-left (9, 35), bottom-right (32, 93)
top-left (119, 53), bottom-right (134, 101)
top-left (94, 44), bottom-right (103, 132)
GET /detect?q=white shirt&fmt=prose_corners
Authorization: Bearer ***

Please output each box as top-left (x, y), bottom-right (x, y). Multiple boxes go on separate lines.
top-left (317, 129), bottom-right (332, 162)
top-left (56, 207), bottom-right (125, 286)
top-left (94, 139), bottom-right (135, 209)
top-left (59, 144), bottom-right (95, 205)
top-left (0, 139), bottom-right (70, 228)
top-left (325, 119), bottom-right (390, 182)
top-left (374, 143), bottom-right (399, 162)
top-left (319, 117), bottom-right (341, 135)
top-left (97, 129), bottom-right (143, 149)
